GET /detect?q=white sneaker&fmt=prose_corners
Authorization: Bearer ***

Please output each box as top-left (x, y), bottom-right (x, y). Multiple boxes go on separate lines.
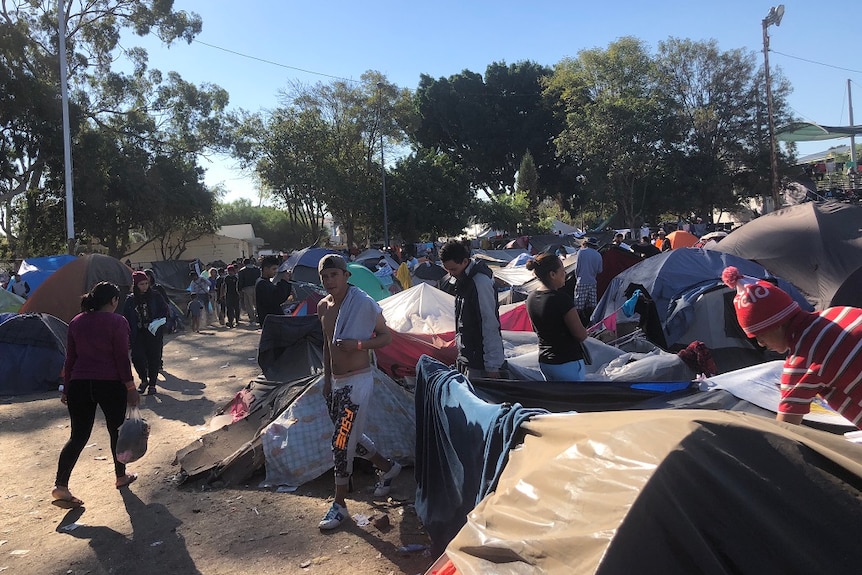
top-left (373, 461), bottom-right (402, 497)
top-left (318, 502), bottom-right (349, 530)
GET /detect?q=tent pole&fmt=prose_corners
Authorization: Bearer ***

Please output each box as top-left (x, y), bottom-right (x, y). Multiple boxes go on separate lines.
top-left (848, 79), bottom-right (857, 168)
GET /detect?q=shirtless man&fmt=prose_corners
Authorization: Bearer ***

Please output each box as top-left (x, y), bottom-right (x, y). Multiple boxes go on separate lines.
top-left (316, 254), bottom-right (401, 530)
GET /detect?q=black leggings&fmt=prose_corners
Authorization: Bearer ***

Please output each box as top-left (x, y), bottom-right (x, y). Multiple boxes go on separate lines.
top-left (55, 379), bottom-right (127, 487)
top-left (131, 328), bottom-right (162, 385)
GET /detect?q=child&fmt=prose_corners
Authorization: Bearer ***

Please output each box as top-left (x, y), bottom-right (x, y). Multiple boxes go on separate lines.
top-left (722, 266), bottom-right (862, 428)
top-left (187, 293), bottom-right (204, 333)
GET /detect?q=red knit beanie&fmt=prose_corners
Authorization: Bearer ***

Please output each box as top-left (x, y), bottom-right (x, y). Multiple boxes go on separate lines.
top-left (721, 266), bottom-right (799, 337)
top-left (132, 271), bottom-right (148, 285)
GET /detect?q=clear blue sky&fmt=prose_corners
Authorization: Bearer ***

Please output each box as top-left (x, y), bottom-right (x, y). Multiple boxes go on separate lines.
top-left (129, 0), bottom-right (862, 202)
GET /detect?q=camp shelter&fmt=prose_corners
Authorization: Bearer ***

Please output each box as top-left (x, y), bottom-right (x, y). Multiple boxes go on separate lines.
top-left (8, 254), bottom-right (76, 294)
top-left (709, 200), bottom-right (862, 310)
top-left (347, 263), bottom-right (390, 301)
top-left (443, 409), bottom-right (862, 574)
top-left (0, 313), bottom-right (67, 396)
top-left (257, 315), bottom-right (324, 383)
top-left (261, 367), bottom-right (415, 488)
top-left (0, 289), bottom-right (24, 313)
top-left (354, 248), bottom-right (399, 271)
top-left (831, 264), bottom-right (862, 308)
top-left (281, 247), bottom-right (342, 284)
top-left (592, 248), bottom-right (811, 371)
top-left (20, 254), bottom-right (132, 323)
top-left (411, 260), bottom-right (447, 288)
top-left (665, 229), bottom-right (699, 249)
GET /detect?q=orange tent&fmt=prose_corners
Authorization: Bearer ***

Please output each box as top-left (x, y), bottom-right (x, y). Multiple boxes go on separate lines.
top-left (20, 254), bottom-right (132, 322)
top-left (665, 230), bottom-right (699, 249)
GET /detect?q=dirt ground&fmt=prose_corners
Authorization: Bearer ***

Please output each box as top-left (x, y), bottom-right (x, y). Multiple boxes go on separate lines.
top-left (0, 320), bottom-right (436, 575)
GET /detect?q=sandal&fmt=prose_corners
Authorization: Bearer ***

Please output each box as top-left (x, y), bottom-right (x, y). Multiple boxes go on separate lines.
top-left (51, 487), bottom-right (84, 509)
top-left (115, 473), bottom-right (138, 489)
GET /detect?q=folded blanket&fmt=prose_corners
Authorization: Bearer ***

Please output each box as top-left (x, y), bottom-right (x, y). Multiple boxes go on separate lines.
top-left (332, 286), bottom-right (382, 344)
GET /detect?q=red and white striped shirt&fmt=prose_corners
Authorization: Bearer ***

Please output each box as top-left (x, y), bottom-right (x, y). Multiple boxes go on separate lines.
top-left (780, 307), bottom-right (862, 427)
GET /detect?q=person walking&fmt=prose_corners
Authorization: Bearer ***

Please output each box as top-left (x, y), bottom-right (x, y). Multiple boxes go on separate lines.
top-left (215, 268), bottom-right (227, 326)
top-left (51, 282), bottom-right (139, 509)
top-left (188, 271), bottom-right (211, 326)
top-left (525, 254), bottom-right (589, 381)
top-left (316, 254), bottom-right (401, 530)
top-left (440, 240), bottom-right (506, 379)
top-left (237, 258), bottom-right (261, 328)
top-left (186, 293), bottom-right (205, 333)
top-left (123, 271), bottom-right (169, 395)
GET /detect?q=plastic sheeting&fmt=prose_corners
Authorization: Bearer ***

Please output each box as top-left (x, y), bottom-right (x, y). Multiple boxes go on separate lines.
top-left (447, 410), bottom-right (862, 574)
top-left (262, 368), bottom-right (416, 487)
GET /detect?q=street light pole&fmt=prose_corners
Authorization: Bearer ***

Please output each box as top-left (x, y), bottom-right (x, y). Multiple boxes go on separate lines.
top-left (762, 5), bottom-right (785, 212)
top-left (376, 82), bottom-right (389, 251)
top-left (58, 0), bottom-right (75, 254)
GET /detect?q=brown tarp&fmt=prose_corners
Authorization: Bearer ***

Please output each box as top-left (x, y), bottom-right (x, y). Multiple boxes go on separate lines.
top-left (447, 410), bottom-right (862, 574)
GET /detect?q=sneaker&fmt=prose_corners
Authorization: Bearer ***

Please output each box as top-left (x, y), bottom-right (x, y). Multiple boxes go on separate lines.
top-left (318, 502), bottom-right (349, 530)
top-left (373, 461), bottom-right (402, 497)
top-left (136, 382), bottom-right (147, 394)
top-left (146, 385), bottom-right (157, 395)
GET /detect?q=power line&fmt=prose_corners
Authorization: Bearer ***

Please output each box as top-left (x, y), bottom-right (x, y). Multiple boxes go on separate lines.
top-left (192, 39), bottom-right (360, 83)
top-left (771, 49), bottom-right (862, 75)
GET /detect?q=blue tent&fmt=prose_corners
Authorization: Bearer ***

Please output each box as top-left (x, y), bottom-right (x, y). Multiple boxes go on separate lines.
top-left (0, 313), bottom-right (67, 396)
top-left (592, 248), bottom-right (813, 348)
top-left (7, 254), bottom-right (77, 295)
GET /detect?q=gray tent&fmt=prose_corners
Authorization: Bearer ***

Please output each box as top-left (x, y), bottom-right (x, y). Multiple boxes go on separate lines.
top-left (709, 201), bottom-right (862, 309)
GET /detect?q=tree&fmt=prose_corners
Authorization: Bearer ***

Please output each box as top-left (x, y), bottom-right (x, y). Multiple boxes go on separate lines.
top-left (0, 1), bottom-right (230, 258)
top-left (217, 198), bottom-right (320, 252)
top-left (476, 192), bottom-right (532, 236)
top-left (387, 149), bottom-right (474, 242)
top-left (238, 72), bottom-right (412, 248)
top-left (548, 38), bottom-right (676, 231)
top-left (413, 61), bottom-right (568, 200)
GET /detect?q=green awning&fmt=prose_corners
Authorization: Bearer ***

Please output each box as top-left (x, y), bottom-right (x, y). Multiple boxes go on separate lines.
top-left (776, 122), bottom-right (862, 142)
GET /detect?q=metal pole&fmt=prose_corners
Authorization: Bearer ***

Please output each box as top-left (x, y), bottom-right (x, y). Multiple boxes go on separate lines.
top-left (58, 0), bottom-right (75, 254)
top-left (762, 19), bottom-right (781, 212)
top-left (377, 82), bottom-right (389, 250)
top-left (848, 79), bottom-right (857, 167)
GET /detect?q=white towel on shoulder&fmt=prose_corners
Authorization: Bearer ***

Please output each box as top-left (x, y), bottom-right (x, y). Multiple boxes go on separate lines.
top-left (332, 286), bottom-right (382, 344)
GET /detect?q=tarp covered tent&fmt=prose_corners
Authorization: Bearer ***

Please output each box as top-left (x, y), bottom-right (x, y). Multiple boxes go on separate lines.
top-left (596, 245), bottom-right (641, 302)
top-left (7, 254), bottom-right (76, 294)
top-left (20, 254), bottom-right (132, 323)
top-left (0, 313), bottom-right (67, 396)
top-left (354, 248), bottom-right (399, 271)
top-left (281, 247), bottom-right (342, 284)
top-left (444, 410), bottom-right (862, 575)
top-left (831, 264), bottom-right (862, 308)
top-left (709, 201), bottom-right (862, 310)
top-left (591, 248), bottom-right (812, 371)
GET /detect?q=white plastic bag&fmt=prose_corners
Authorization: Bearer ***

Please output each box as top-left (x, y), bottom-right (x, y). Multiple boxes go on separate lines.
top-left (116, 406), bottom-right (150, 464)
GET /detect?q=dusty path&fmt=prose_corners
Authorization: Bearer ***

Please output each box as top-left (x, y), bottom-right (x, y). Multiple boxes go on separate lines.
top-left (0, 322), bottom-right (434, 575)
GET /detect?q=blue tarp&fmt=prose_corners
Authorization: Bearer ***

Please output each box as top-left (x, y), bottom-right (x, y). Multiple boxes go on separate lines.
top-left (414, 356), bottom-right (547, 552)
top-left (0, 313), bottom-right (67, 396)
top-left (7, 254), bottom-right (77, 294)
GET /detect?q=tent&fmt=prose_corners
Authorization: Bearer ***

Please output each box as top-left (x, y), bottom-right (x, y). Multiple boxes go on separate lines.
top-left (665, 229), bottom-right (699, 249)
top-left (444, 409), bottom-right (862, 574)
top-left (0, 313), bottom-right (67, 396)
top-left (776, 121), bottom-right (862, 142)
top-left (0, 289), bottom-right (24, 313)
top-left (831, 264), bottom-right (862, 308)
top-left (354, 248), bottom-right (400, 271)
top-left (591, 248), bottom-right (812, 370)
top-left (347, 263), bottom-right (391, 301)
top-left (596, 245), bottom-right (642, 302)
top-left (7, 254), bottom-right (77, 295)
top-left (411, 260), bottom-right (447, 288)
top-left (20, 254), bottom-right (132, 323)
top-left (281, 247), bottom-right (342, 284)
top-left (709, 201), bottom-right (862, 309)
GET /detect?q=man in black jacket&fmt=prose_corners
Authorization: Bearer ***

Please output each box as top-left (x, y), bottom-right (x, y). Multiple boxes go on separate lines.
top-left (440, 241), bottom-right (505, 379)
top-left (255, 256), bottom-right (292, 327)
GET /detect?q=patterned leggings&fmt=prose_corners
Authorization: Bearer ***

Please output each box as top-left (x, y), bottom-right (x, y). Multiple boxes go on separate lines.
top-left (326, 369), bottom-right (378, 486)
